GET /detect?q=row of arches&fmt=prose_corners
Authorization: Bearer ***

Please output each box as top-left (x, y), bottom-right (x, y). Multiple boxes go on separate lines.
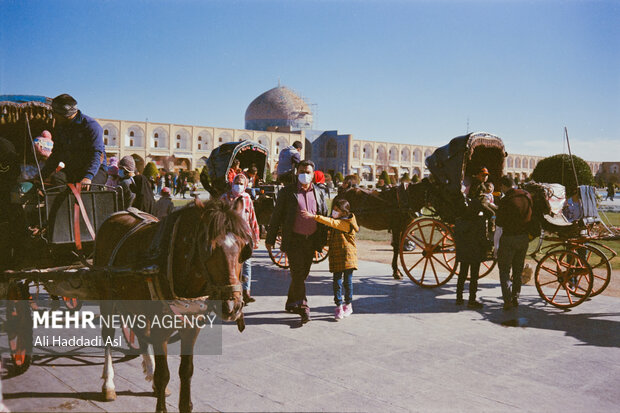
top-left (507, 156), bottom-right (539, 170)
top-left (100, 123), bottom-right (293, 155)
top-left (352, 142), bottom-right (433, 164)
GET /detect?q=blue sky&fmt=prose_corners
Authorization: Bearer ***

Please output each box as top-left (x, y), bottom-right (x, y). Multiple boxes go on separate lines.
top-left (1, 0), bottom-right (618, 161)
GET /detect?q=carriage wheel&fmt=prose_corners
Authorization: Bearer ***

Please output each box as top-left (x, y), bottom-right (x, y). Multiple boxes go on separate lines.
top-left (569, 244), bottom-right (611, 297)
top-left (5, 283), bottom-right (33, 376)
top-left (535, 249), bottom-right (593, 309)
top-left (546, 243), bottom-right (611, 298)
top-left (399, 218), bottom-right (457, 288)
top-left (122, 326), bottom-right (140, 350)
top-left (63, 297), bottom-right (83, 312)
top-left (477, 259), bottom-right (497, 279)
top-left (313, 245), bottom-right (329, 264)
top-left (268, 233), bottom-right (289, 269)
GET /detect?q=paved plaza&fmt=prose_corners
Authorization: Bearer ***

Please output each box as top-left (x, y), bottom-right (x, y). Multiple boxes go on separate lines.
top-left (3, 245), bottom-right (620, 412)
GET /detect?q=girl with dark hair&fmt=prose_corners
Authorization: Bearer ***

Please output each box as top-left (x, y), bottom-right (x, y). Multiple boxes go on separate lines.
top-left (302, 198), bottom-right (359, 320)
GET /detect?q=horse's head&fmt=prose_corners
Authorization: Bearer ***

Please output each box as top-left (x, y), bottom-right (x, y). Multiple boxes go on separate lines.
top-left (178, 199), bottom-right (252, 322)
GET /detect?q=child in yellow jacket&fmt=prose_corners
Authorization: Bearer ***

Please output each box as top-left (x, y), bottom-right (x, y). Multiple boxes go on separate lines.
top-left (302, 198), bottom-right (359, 320)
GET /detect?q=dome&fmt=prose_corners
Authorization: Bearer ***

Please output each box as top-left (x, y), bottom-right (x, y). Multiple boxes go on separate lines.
top-left (245, 86), bottom-right (313, 131)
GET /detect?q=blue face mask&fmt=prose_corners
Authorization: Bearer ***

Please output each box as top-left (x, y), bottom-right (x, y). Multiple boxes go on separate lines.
top-left (118, 169), bottom-right (126, 178)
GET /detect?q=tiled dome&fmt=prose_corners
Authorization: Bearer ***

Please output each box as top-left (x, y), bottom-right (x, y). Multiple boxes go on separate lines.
top-left (245, 86), bottom-right (313, 131)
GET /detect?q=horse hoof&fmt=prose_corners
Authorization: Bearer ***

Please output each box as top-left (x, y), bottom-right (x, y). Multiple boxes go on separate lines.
top-left (102, 388), bottom-right (117, 401)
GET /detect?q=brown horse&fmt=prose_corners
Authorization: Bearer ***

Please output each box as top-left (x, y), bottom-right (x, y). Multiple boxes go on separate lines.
top-left (93, 199), bottom-right (252, 413)
top-left (335, 181), bottom-right (429, 278)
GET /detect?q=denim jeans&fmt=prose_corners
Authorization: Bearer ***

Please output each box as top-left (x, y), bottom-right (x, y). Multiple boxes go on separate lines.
top-left (497, 233), bottom-right (529, 304)
top-left (333, 269), bottom-right (354, 306)
top-left (242, 258), bottom-right (252, 292)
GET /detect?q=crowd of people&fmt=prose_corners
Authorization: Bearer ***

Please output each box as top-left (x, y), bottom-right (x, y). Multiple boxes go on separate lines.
top-left (3, 92), bottom-right (613, 328)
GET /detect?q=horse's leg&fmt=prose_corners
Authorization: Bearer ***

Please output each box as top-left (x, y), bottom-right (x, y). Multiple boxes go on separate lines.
top-left (391, 227), bottom-right (402, 279)
top-left (178, 328), bottom-right (199, 413)
top-left (153, 338), bottom-right (170, 413)
top-left (100, 301), bottom-right (116, 401)
top-left (141, 342), bottom-right (155, 382)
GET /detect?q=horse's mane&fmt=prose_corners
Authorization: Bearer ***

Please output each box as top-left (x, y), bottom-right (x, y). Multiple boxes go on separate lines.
top-left (196, 199), bottom-right (252, 243)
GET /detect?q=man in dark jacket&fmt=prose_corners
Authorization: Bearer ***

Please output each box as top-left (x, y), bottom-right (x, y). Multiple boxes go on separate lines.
top-left (41, 94), bottom-right (107, 188)
top-left (496, 176), bottom-right (533, 310)
top-left (266, 160), bottom-right (328, 324)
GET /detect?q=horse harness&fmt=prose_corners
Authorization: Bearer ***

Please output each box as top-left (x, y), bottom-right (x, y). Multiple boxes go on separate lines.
top-left (103, 207), bottom-right (242, 309)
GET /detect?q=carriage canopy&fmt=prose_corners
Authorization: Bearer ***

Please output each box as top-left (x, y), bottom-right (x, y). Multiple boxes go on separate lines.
top-left (203, 140), bottom-right (269, 196)
top-left (425, 132), bottom-right (506, 195)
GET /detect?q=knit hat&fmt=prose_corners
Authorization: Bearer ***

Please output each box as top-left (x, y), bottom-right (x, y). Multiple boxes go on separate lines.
top-left (33, 135), bottom-right (53, 158)
top-left (119, 155), bottom-right (136, 172)
top-left (161, 187), bottom-right (171, 196)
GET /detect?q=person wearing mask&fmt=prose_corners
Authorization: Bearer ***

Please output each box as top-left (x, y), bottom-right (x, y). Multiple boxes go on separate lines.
top-left (496, 176), bottom-right (533, 310)
top-left (276, 140), bottom-right (303, 185)
top-left (41, 94), bottom-right (107, 189)
top-left (221, 174), bottom-right (260, 304)
top-left (118, 155), bottom-right (155, 213)
top-left (302, 198), bottom-right (359, 320)
top-left (266, 160), bottom-right (328, 324)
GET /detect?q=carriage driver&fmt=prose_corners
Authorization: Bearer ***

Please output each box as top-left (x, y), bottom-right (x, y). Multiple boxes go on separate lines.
top-left (41, 94), bottom-right (107, 189)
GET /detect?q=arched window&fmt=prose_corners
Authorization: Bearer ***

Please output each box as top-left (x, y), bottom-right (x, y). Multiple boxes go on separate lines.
top-left (198, 136), bottom-right (202, 141)
top-left (104, 129), bottom-right (109, 135)
top-left (353, 144), bottom-right (360, 159)
top-left (515, 158), bottom-right (521, 168)
top-left (414, 148), bottom-right (422, 163)
top-left (507, 157), bottom-right (514, 168)
top-left (326, 138), bottom-right (337, 158)
top-left (130, 131), bottom-right (134, 137)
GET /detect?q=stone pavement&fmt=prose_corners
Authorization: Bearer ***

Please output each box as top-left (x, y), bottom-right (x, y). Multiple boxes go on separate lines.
top-left (3, 246), bottom-right (620, 412)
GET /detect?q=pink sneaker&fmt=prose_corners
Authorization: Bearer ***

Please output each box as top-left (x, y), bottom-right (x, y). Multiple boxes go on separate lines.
top-left (334, 305), bottom-right (344, 321)
top-left (343, 303), bottom-right (353, 317)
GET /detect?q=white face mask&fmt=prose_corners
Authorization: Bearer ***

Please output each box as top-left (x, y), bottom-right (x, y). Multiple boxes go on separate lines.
top-left (298, 173), bottom-right (313, 185)
top-left (331, 210), bottom-right (340, 218)
top-left (232, 184), bottom-right (245, 195)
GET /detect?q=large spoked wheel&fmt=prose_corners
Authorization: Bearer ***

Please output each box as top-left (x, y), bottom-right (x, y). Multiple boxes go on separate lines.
top-left (63, 297), bottom-right (83, 312)
top-left (268, 233), bottom-right (289, 269)
top-left (546, 243), bottom-right (611, 298)
top-left (4, 282), bottom-right (33, 377)
top-left (477, 259), bottom-right (497, 279)
top-left (313, 245), bottom-right (329, 264)
top-left (535, 249), bottom-right (593, 309)
top-left (399, 218), bottom-right (457, 288)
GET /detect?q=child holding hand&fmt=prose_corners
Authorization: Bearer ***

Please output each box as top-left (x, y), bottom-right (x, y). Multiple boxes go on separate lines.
top-left (301, 199), bottom-right (359, 320)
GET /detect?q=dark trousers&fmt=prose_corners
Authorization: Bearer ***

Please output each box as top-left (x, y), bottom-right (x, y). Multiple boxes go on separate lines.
top-left (456, 262), bottom-right (480, 302)
top-left (497, 233), bottom-right (529, 304)
top-left (333, 269), bottom-right (354, 306)
top-left (285, 233), bottom-right (316, 313)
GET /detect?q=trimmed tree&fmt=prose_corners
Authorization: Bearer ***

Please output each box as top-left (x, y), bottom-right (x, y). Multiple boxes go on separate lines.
top-left (379, 170), bottom-right (391, 185)
top-left (411, 174), bottom-right (420, 183)
top-left (142, 161), bottom-right (158, 179)
top-left (334, 172), bottom-right (344, 183)
top-left (531, 154), bottom-right (594, 193)
top-left (401, 172), bottom-right (411, 182)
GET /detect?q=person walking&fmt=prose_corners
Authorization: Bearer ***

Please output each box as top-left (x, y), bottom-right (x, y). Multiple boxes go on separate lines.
top-left (153, 187), bottom-right (175, 219)
top-left (454, 197), bottom-right (487, 309)
top-left (496, 176), bottom-right (533, 310)
top-left (118, 156), bottom-right (156, 213)
top-left (302, 198), bottom-right (359, 320)
top-left (221, 174), bottom-right (260, 304)
top-left (266, 160), bottom-right (328, 324)
top-left (606, 183), bottom-right (615, 201)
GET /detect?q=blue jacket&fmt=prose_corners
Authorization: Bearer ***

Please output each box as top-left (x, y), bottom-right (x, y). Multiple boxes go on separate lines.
top-left (43, 111), bottom-right (106, 181)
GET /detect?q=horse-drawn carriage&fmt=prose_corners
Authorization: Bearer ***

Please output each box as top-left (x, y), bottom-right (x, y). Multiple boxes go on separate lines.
top-left (200, 140), bottom-right (329, 268)
top-left (0, 95), bottom-right (126, 373)
top-left (395, 132), bottom-right (618, 309)
top-left (338, 131), bottom-right (617, 309)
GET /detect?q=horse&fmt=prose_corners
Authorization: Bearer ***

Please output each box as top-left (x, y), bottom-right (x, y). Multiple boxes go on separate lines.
top-left (93, 199), bottom-right (252, 413)
top-left (335, 180), bottom-right (429, 278)
top-left (253, 193), bottom-right (275, 238)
